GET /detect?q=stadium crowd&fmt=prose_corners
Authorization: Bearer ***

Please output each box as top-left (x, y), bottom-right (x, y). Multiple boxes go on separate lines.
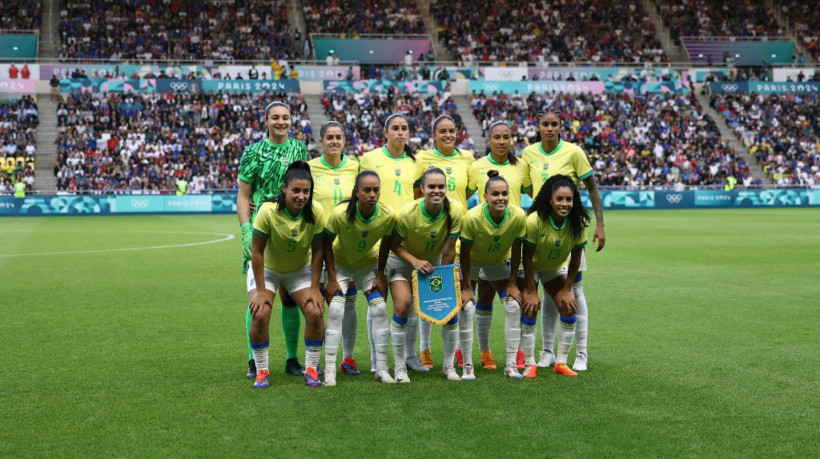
top-left (471, 90), bottom-right (752, 187)
top-left (710, 92), bottom-right (819, 187)
top-left (54, 90), bottom-right (313, 193)
top-left (779, 1), bottom-right (820, 63)
top-left (656, 0), bottom-right (782, 43)
top-left (0, 96), bottom-right (38, 194)
top-left (58, 0), bottom-right (298, 60)
top-left (433, 0), bottom-right (666, 64)
top-left (302, 0), bottom-right (424, 35)
top-left (321, 88), bottom-right (474, 156)
top-left (0, 0), bottom-right (42, 31)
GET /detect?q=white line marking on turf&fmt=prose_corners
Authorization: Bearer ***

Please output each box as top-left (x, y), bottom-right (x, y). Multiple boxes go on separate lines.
top-left (0, 231), bottom-right (235, 257)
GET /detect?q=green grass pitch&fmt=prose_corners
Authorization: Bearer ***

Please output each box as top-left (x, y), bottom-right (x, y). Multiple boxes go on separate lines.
top-left (1, 209), bottom-right (817, 457)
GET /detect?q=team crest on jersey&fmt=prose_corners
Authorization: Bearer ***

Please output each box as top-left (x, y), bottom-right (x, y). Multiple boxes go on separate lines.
top-left (542, 162), bottom-right (549, 170)
top-left (292, 229), bottom-right (298, 237)
top-left (554, 239), bottom-right (561, 247)
top-left (446, 167), bottom-right (452, 175)
top-left (395, 169), bottom-right (401, 176)
top-left (494, 235), bottom-right (500, 242)
top-left (334, 178), bottom-right (340, 185)
top-left (361, 230), bottom-right (369, 238)
top-left (282, 157), bottom-right (291, 165)
top-left (429, 274), bottom-right (443, 293)
top-left (430, 231), bottom-right (437, 239)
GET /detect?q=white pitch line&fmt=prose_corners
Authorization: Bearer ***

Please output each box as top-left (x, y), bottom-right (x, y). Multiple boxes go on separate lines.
top-left (0, 231), bottom-right (235, 257)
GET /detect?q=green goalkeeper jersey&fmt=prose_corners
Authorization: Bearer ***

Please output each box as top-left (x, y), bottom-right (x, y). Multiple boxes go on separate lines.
top-left (238, 137), bottom-right (308, 221)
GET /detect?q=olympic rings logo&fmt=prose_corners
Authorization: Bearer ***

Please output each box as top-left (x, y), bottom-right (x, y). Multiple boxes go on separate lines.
top-left (130, 199), bottom-right (150, 208)
top-left (169, 82), bottom-right (190, 91)
top-left (721, 84), bottom-right (738, 93)
top-left (499, 71), bottom-right (513, 78)
top-left (665, 194), bottom-right (683, 204)
top-left (483, 84), bottom-right (500, 91)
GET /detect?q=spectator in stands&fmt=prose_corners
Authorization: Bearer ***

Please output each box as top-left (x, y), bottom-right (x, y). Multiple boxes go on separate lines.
top-left (8, 64), bottom-right (18, 79)
top-left (303, 0), bottom-right (424, 35)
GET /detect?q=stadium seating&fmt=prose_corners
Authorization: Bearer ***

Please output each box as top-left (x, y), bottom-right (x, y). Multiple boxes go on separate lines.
top-left (471, 91), bottom-right (752, 187)
top-left (0, 96), bottom-right (37, 191)
top-left (656, 0), bottom-right (782, 44)
top-left (321, 88), bottom-right (474, 156)
top-left (779, 1), bottom-right (820, 63)
top-left (54, 90), bottom-right (314, 193)
top-left (58, 0), bottom-right (296, 60)
top-left (0, 0), bottom-right (42, 30)
top-left (710, 92), bottom-right (819, 187)
top-left (302, 0), bottom-right (424, 35)
top-left (432, 0), bottom-right (666, 64)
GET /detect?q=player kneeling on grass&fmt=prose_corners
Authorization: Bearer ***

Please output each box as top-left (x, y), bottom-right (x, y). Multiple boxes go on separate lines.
top-left (388, 167), bottom-right (465, 383)
top-left (522, 175), bottom-right (589, 378)
top-left (323, 171), bottom-right (397, 386)
top-left (249, 161), bottom-right (327, 388)
top-left (460, 170), bottom-right (528, 380)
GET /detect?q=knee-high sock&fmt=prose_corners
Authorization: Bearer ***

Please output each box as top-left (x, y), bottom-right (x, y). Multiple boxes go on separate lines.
top-left (246, 307), bottom-right (253, 360)
top-left (520, 315), bottom-right (537, 365)
top-left (459, 301), bottom-right (476, 366)
top-left (475, 302), bottom-right (493, 353)
top-left (503, 298), bottom-right (521, 368)
top-left (419, 317), bottom-right (432, 352)
top-left (367, 292), bottom-right (390, 372)
top-left (540, 294), bottom-right (559, 354)
top-left (281, 302), bottom-right (301, 360)
top-left (556, 315), bottom-right (577, 365)
top-left (323, 295), bottom-right (345, 378)
top-left (305, 338), bottom-right (323, 369)
top-left (367, 303), bottom-right (376, 368)
top-left (390, 314), bottom-right (408, 373)
top-left (442, 317), bottom-right (459, 369)
top-left (405, 307), bottom-right (419, 360)
top-left (251, 340), bottom-right (269, 372)
top-left (574, 281), bottom-right (588, 357)
top-left (341, 290), bottom-right (358, 359)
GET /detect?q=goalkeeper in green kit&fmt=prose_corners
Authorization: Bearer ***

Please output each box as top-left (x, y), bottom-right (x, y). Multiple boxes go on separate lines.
top-left (238, 101), bottom-right (309, 378)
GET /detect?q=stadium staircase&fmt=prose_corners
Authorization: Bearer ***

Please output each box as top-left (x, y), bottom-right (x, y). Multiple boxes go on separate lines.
top-left (457, 95), bottom-right (485, 155)
top-left (695, 88), bottom-right (769, 184)
top-left (286, 0), bottom-right (308, 59)
top-left (764, 0), bottom-right (808, 59)
top-left (417, 0), bottom-right (452, 62)
top-left (640, 0), bottom-right (689, 64)
top-left (39, 0), bottom-right (60, 58)
top-left (35, 97), bottom-right (59, 191)
top-left (305, 94), bottom-right (328, 129)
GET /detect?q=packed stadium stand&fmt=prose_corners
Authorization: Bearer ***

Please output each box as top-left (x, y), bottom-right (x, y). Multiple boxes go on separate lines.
top-left (1, 96), bottom-right (38, 191)
top-left (432, 0), bottom-right (666, 64)
top-left (53, 90), bottom-right (313, 193)
top-left (779, 1), bottom-right (820, 63)
top-left (656, 0), bottom-right (782, 43)
top-left (710, 92), bottom-right (819, 187)
top-left (321, 88), bottom-right (473, 156)
top-left (302, 0), bottom-right (424, 35)
top-left (0, 0), bottom-right (42, 30)
top-left (58, 0), bottom-right (296, 60)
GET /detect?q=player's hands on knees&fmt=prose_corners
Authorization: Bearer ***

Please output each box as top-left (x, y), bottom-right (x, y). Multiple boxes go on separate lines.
top-left (324, 280), bottom-right (342, 303)
top-left (554, 290), bottom-right (577, 316)
top-left (505, 283), bottom-right (522, 305)
top-left (461, 284), bottom-right (475, 307)
top-left (522, 291), bottom-right (541, 317)
top-left (412, 259), bottom-right (434, 274)
top-left (369, 274), bottom-right (387, 297)
top-left (249, 289), bottom-right (273, 319)
top-left (304, 288), bottom-right (325, 316)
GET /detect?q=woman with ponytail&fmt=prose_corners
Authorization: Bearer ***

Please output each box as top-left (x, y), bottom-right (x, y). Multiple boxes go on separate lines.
top-left (465, 121), bottom-right (531, 371)
top-left (248, 161), bottom-right (327, 388)
top-left (412, 114), bottom-right (475, 372)
top-left (309, 120), bottom-right (363, 377)
top-left (322, 171), bottom-right (397, 386)
top-left (521, 174), bottom-right (590, 378)
top-left (459, 170), bottom-right (528, 379)
top-left (387, 167), bottom-right (465, 383)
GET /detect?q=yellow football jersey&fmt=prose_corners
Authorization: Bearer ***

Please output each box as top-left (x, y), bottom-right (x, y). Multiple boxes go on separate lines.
top-left (308, 155), bottom-right (359, 214)
top-left (467, 155), bottom-right (531, 207)
top-left (460, 204), bottom-right (526, 265)
top-left (393, 198), bottom-right (464, 262)
top-left (523, 213), bottom-right (587, 271)
top-left (252, 201), bottom-right (326, 273)
top-left (325, 202), bottom-right (395, 268)
top-left (359, 147), bottom-right (420, 212)
top-left (521, 139), bottom-right (593, 198)
top-left (414, 148), bottom-right (473, 210)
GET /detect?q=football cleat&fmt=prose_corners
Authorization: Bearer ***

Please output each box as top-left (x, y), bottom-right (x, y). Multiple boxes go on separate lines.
top-left (375, 370), bottom-right (396, 384)
top-left (406, 355), bottom-right (430, 372)
top-left (554, 363), bottom-right (578, 377)
top-left (246, 359), bottom-right (257, 379)
top-left (441, 366), bottom-right (461, 381)
top-left (480, 350), bottom-right (497, 370)
top-left (394, 369), bottom-right (411, 383)
top-left (253, 369), bottom-right (270, 389)
top-left (504, 366), bottom-right (524, 379)
top-left (572, 353), bottom-right (588, 372)
top-left (420, 349), bottom-right (434, 369)
top-left (461, 363), bottom-right (476, 380)
top-left (324, 373), bottom-right (337, 387)
top-left (522, 364), bottom-right (537, 379)
top-left (516, 349), bottom-right (525, 369)
top-left (455, 349), bottom-right (464, 368)
top-left (339, 357), bottom-right (361, 376)
top-left (304, 367), bottom-right (323, 386)
top-left (285, 358), bottom-right (304, 376)
top-left (536, 350), bottom-right (556, 368)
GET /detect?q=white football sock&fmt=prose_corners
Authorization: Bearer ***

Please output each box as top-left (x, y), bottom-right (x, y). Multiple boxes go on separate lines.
top-left (475, 303), bottom-right (493, 352)
top-left (574, 283), bottom-right (588, 357)
top-left (341, 294), bottom-right (358, 359)
top-left (459, 301), bottom-right (475, 366)
top-left (541, 294), bottom-right (559, 354)
top-left (556, 316), bottom-right (577, 365)
top-left (503, 299), bottom-right (522, 368)
top-left (323, 295), bottom-right (345, 377)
